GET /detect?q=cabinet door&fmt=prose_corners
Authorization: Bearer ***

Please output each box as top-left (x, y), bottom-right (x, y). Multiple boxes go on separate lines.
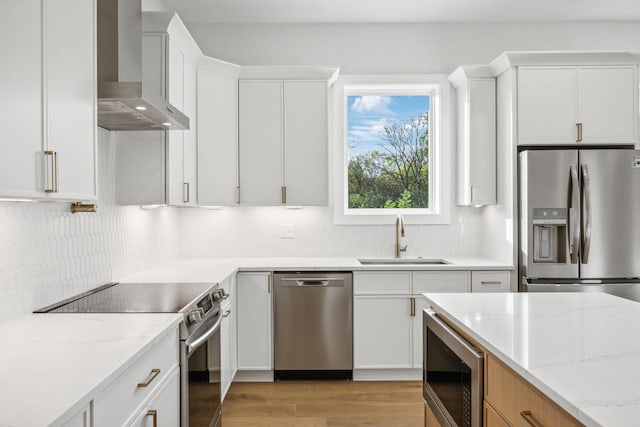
top-left (44, 0), bottom-right (97, 201)
top-left (182, 58), bottom-right (197, 206)
top-left (0, 0), bottom-right (44, 199)
top-left (283, 80), bottom-right (328, 205)
top-left (167, 38), bottom-right (184, 110)
top-left (353, 271), bottom-right (412, 295)
top-left (467, 79), bottom-right (496, 205)
top-left (221, 302), bottom-right (232, 400)
top-left (412, 271), bottom-right (470, 294)
top-left (118, 131), bottom-right (167, 205)
top-left (354, 296), bottom-right (412, 369)
top-left (517, 67), bottom-right (577, 145)
top-left (578, 67), bottom-right (637, 144)
top-left (197, 71), bottom-right (239, 205)
top-left (412, 297), bottom-right (430, 369)
top-left (166, 131), bottom-right (185, 206)
top-left (237, 272), bottom-right (272, 370)
top-left (239, 80), bottom-right (283, 204)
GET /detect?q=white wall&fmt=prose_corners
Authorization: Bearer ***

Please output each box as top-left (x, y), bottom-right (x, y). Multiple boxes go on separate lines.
top-left (0, 129), bottom-right (179, 322)
top-left (175, 21), bottom-right (640, 260)
top-left (186, 22), bottom-right (640, 73)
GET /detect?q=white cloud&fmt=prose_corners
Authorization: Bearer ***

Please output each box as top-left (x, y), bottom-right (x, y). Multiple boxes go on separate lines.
top-left (351, 96), bottom-right (392, 114)
top-left (348, 118), bottom-right (388, 143)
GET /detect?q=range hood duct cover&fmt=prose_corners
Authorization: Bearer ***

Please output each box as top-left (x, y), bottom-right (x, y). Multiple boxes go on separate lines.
top-left (97, 0), bottom-right (189, 131)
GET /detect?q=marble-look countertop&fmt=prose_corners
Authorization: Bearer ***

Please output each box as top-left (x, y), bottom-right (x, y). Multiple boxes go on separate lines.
top-left (121, 256), bottom-right (513, 284)
top-left (0, 313), bottom-right (181, 427)
top-left (422, 292), bottom-right (640, 427)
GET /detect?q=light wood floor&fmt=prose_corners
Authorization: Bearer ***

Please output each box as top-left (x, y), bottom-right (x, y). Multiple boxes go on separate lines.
top-left (222, 380), bottom-right (424, 427)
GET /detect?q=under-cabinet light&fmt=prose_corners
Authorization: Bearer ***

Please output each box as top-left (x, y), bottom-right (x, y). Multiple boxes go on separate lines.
top-left (135, 106), bottom-right (146, 111)
top-left (285, 206), bottom-right (303, 210)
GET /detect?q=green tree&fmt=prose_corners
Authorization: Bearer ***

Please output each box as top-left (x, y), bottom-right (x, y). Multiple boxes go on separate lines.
top-left (348, 113), bottom-right (429, 209)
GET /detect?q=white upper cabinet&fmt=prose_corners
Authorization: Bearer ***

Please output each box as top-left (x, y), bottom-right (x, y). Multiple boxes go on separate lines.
top-left (197, 58), bottom-right (241, 206)
top-left (237, 68), bottom-right (337, 205)
top-left (119, 12), bottom-right (201, 206)
top-left (448, 65), bottom-right (496, 206)
top-left (283, 80), bottom-right (329, 205)
top-left (504, 53), bottom-right (640, 145)
top-left (0, 0), bottom-right (97, 202)
top-left (239, 80), bottom-right (285, 205)
top-left (577, 67), bottom-right (637, 144)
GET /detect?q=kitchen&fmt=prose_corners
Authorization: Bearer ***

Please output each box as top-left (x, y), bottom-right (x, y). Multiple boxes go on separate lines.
top-left (1, 0), bottom-right (640, 426)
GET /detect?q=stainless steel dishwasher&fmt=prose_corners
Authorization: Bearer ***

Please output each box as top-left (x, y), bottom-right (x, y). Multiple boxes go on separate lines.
top-left (273, 271), bottom-right (353, 380)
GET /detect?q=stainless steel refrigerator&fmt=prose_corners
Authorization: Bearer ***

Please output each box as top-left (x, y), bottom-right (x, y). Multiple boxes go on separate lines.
top-left (519, 147), bottom-right (640, 301)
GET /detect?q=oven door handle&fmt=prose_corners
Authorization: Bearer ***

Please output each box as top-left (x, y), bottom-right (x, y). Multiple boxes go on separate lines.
top-left (186, 316), bottom-right (222, 356)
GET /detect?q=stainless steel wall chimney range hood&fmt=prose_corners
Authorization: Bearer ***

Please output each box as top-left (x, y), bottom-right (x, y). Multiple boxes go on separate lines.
top-left (97, 0), bottom-right (189, 131)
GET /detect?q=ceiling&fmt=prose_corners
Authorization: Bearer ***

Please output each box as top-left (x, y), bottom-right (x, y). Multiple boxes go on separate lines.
top-left (160, 0), bottom-right (640, 24)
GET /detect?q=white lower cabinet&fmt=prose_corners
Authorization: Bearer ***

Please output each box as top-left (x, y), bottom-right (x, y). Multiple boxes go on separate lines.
top-left (93, 328), bottom-right (179, 426)
top-left (353, 270), bottom-right (471, 379)
top-left (236, 272), bottom-right (273, 380)
top-left (127, 368), bottom-right (180, 427)
top-left (354, 295), bottom-right (413, 369)
top-left (221, 275), bottom-right (238, 400)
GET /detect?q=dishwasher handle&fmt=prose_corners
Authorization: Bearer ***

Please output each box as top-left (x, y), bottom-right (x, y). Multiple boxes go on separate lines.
top-left (280, 277), bottom-right (346, 287)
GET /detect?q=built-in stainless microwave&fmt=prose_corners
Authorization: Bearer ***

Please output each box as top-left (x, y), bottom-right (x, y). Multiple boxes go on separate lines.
top-left (423, 309), bottom-right (484, 427)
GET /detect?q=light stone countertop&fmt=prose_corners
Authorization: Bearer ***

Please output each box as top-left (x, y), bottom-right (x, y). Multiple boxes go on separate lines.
top-left (120, 256), bottom-right (513, 284)
top-left (0, 313), bottom-right (182, 427)
top-left (422, 292), bottom-right (640, 427)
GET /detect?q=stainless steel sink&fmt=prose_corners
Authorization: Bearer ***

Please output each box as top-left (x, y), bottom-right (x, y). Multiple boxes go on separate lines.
top-left (358, 258), bottom-right (451, 265)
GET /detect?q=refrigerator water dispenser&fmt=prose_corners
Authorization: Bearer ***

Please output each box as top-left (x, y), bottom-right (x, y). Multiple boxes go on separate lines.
top-left (532, 208), bottom-right (566, 263)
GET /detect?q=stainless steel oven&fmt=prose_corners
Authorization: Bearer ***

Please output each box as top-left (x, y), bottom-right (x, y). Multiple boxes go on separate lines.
top-left (423, 309), bottom-right (483, 427)
top-left (181, 300), bottom-right (222, 427)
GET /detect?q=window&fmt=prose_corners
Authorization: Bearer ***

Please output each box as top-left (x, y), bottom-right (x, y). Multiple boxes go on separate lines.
top-left (333, 76), bottom-right (451, 225)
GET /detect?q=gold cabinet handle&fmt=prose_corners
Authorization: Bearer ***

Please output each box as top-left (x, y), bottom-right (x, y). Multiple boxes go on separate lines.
top-left (281, 186), bottom-right (287, 204)
top-left (576, 123), bottom-right (583, 143)
top-left (520, 410), bottom-right (544, 427)
top-left (183, 182), bottom-right (190, 203)
top-left (44, 150), bottom-right (58, 193)
top-left (410, 297), bottom-right (416, 316)
top-left (137, 368), bottom-right (161, 388)
top-left (146, 409), bottom-right (158, 427)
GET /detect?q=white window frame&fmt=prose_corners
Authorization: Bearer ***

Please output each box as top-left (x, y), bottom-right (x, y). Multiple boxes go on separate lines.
top-left (332, 75), bottom-right (452, 225)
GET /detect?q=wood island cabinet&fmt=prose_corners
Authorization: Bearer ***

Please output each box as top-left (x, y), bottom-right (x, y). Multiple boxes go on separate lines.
top-left (485, 354), bottom-right (582, 427)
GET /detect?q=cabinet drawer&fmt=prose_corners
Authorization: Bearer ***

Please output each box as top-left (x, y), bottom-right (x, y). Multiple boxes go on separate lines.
top-left (471, 271), bottom-right (510, 293)
top-left (353, 271), bottom-right (411, 295)
top-left (486, 354), bottom-right (583, 427)
top-left (485, 401), bottom-right (509, 427)
top-left (94, 328), bottom-right (179, 427)
top-left (412, 271), bottom-right (470, 294)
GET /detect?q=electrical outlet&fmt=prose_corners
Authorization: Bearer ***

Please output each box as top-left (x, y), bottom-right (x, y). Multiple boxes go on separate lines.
top-left (280, 224), bottom-right (295, 239)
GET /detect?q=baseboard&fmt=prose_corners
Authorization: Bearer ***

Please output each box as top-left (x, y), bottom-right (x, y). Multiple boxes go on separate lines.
top-left (353, 368), bottom-right (421, 381)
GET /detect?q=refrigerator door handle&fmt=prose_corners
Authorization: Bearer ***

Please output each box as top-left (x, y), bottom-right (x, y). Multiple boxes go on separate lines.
top-left (568, 164), bottom-right (580, 264)
top-left (581, 164), bottom-right (592, 264)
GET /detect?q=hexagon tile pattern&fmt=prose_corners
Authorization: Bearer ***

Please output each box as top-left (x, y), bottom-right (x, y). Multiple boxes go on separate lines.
top-left (0, 129), bottom-right (179, 322)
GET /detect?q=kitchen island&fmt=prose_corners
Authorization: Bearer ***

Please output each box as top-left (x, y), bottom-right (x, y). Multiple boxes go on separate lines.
top-left (423, 292), bottom-right (640, 427)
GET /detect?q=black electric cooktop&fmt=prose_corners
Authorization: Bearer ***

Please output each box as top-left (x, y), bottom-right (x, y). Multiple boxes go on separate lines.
top-left (35, 282), bottom-right (217, 313)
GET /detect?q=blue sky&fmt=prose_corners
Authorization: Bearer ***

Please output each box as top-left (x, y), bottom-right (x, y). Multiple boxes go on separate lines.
top-left (347, 95), bottom-right (430, 156)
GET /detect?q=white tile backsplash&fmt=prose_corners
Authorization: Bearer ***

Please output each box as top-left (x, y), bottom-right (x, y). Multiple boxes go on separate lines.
top-left (0, 129), bottom-right (179, 322)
